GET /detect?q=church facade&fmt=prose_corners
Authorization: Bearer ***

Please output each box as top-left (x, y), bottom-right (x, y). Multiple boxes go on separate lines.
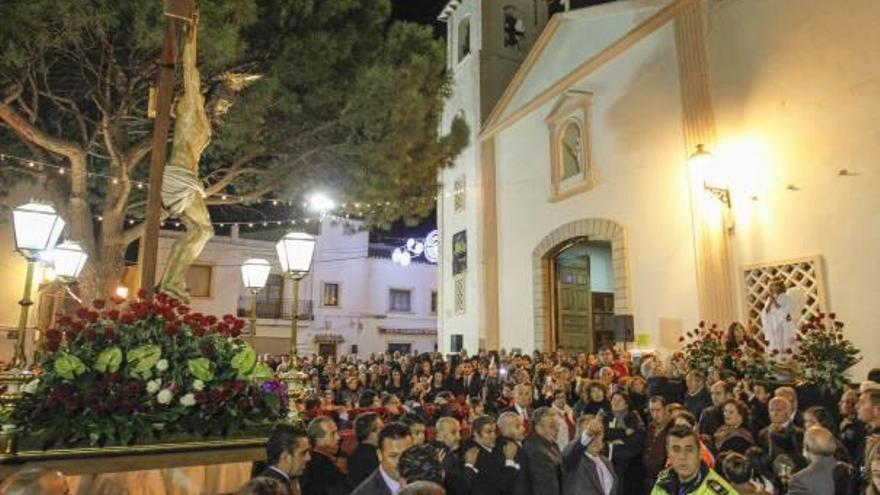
top-left (436, 0), bottom-right (880, 376)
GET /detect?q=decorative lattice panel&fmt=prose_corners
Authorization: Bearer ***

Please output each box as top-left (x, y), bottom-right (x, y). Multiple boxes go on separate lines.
top-left (743, 256), bottom-right (827, 331)
top-left (454, 176), bottom-right (466, 213)
top-left (454, 274), bottom-right (466, 315)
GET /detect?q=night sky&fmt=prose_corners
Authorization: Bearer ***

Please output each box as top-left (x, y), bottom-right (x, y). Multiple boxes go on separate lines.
top-left (391, 0), bottom-right (450, 27)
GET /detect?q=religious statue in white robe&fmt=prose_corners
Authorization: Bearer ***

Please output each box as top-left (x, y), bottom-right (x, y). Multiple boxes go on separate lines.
top-left (760, 278), bottom-right (805, 361)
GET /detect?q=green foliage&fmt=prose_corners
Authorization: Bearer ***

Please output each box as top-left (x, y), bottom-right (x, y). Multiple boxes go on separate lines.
top-left (12, 294), bottom-right (287, 448)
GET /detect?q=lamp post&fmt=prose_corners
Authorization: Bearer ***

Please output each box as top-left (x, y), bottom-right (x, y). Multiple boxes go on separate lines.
top-left (47, 241), bottom-right (88, 331)
top-left (275, 232), bottom-right (316, 361)
top-left (11, 203), bottom-right (65, 370)
top-left (240, 258), bottom-right (271, 340)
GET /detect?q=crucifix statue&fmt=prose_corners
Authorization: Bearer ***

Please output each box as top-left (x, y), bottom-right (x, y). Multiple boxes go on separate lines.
top-left (159, 11), bottom-right (214, 300)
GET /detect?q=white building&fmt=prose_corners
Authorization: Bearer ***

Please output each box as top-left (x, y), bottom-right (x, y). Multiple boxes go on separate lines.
top-left (437, 0), bottom-right (880, 377)
top-left (151, 218), bottom-right (439, 358)
top-left (0, 211), bottom-right (438, 361)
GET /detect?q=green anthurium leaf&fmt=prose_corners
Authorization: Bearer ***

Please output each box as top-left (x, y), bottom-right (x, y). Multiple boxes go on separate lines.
top-left (231, 345), bottom-right (257, 375)
top-left (248, 363), bottom-right (273, 380)
top-left (54, 353), bottom-right (87, 381)
top-left (187, 358), bottom-right (215, 382)
top-left (126, 345), bottom-right (162, 376)
top-left (94, 347), bottom-right (123, 373)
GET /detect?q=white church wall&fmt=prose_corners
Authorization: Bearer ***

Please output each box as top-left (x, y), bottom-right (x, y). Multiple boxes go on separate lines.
top-left (704, 0), bottom-right (880, 377)
top-left (493, 21), bottom-right (701, 353)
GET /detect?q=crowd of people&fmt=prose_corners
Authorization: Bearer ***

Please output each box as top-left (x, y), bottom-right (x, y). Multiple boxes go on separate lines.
top-left (2, 347), bottom-right (879, 495)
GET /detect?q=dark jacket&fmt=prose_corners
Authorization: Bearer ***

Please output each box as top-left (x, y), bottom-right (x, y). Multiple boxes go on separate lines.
top-left (561, 438), bottom-right (619, 495)
top-left (429, 440), bottom-right (471, 495)
top-left (458, 374), bottom-right (483, 398)
top-left (348, 443), bottom-right (380, 487)
top-left (463, 439), bottom-right (520, 495)
top-left (522, 433), bottom-right (563, 495)
top-left (302, 451), bottom-right (351, 495)
top-left (350, 468), bottom-right (393, 495)
top-left (256, 467), bottom-right (293, 495)
top-left (698, 405), bottom-right (724, 439)
top-left (684, 387), bottom-right (712, 421)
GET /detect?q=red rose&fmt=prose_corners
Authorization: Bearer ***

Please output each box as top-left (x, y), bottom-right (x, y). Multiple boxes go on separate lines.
top-left (76, 307), bottom-right (91, 320)
top-left (59, 315), bottom-right (72, 326)
top-left (230, 327), bottom-right (242, 338)
top-left (168, 298), bottom-right (180, 308)
top-left (93, 299), bottom-right (106, 309)
top-left (44, 340), bottom-right (60, 352)
top-left (156, 292), bottom-right (169, 304)
top-left (177, 305), bottom-right (190, 315)
top-left (121, 312), bottom-right (136, 325)
top-left (163, 323), bottom-right (180, 336)
top-left (215, 323), bottom-right (230, 335)
top-left (105, 309), bottom-right (120, 321)
top-left (193, 326), bottom-right (207, 337)
top-left (205, 315), bottom-right (218, 326)
top-left (45, 328), bottom-right (62, 342)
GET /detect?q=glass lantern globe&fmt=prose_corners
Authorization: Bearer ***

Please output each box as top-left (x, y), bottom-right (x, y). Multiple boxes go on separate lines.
top-left (275, 232), bottom-right (316, 279)
top-left (51, 241), bottom-right (88, 280)
top-left (241, 258), bottom-right (271, 291)
top-left (12, 203), bottom-right (65, 259)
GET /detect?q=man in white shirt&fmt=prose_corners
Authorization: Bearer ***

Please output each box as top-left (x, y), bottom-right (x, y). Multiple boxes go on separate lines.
top-left (352, 422), bottom-right (413, 495)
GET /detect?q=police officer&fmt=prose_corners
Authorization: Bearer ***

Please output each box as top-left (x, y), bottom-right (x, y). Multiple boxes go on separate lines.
top-left (651, 425), bottom-right (737, 495)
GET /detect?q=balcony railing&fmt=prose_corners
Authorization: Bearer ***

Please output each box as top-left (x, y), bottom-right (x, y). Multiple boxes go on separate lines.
top-left (237, 297), bottom-right (314, 320)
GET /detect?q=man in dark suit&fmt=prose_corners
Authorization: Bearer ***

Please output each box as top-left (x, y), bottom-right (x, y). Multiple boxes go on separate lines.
top-left (522, 407), bottom-right (563, 495)
top-left (302, 416), bottom-right (351, 495)
top-left (350, 412), bottom-right (384, 487)
top-left (431, 417), bottom-right (472, 495)
top-left (698, 380), bottom-right (732, 443)
top-left (463, 415), bottom-right (521, 495)
top-left (459, 360), bottom-right (483, 398)
top-left (562, 415), bottom-right (619, 495)
top-left (497, 411), bottom-right (530, 495)
top-left (256, 425), bottom-right (312, 495)
top-left (352, 422), bottom-right (414, 495)
top-left (758, 397), bottom-right (806, 471)
top-left (788, 426), bottom-right (846, 495)
top-left (504, 383), bottom-right (534, 424)
top-left (683, 370), bottom-right (712, 421)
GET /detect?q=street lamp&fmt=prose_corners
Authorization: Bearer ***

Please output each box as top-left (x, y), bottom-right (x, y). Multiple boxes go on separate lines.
top-left (275, 232), bottom-right (316, 360)
top-left (11, 203), bottom-right (65, 369)
top-left (690, 144), bottom-right (731, 208)
top-left (241, 258), bottom-right (271, 339)
top-left (46, 241), bottom-right (88, 330)
top-left (307, 193), bottom-right (335, 218)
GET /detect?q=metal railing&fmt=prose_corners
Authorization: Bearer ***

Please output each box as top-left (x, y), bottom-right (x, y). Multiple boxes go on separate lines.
top-left (237, 297), bottom-right (314, 320)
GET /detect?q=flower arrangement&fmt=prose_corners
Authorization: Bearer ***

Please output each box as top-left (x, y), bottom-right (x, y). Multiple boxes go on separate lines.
top-left (731, 331), bottom-right (778, 382)
top-left (12, 291), bottom-right (288, 449)
top-left (793, 313), bottom-right (861, 393)
top-left (679, 322), bottom-right (725, 376)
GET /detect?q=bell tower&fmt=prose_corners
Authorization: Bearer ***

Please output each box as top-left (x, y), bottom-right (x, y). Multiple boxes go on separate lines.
top-left (437, 0), bottom-right (549, 354)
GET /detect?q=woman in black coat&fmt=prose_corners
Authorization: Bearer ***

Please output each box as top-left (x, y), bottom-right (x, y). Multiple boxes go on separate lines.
top-left (602, 392), bottom-right (645, 495)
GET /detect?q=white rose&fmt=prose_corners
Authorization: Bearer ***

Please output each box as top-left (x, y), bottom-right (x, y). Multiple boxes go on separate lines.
top-left (22, 379), bottom-right (40, 395)
top-left (155, 359), bottom-right (169, 372)
top-left (156, 389), bottom-right (173, 405)
top-left (192, 380), bottom-right (205, 391)
top-left (179, 393), bottom-right (196, 407)
top-left (146, 379), bottom-right (161, 394)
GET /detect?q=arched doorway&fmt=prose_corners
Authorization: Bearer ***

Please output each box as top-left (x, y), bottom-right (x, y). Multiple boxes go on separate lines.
top-left (532, 218), bottom-right (632, 352)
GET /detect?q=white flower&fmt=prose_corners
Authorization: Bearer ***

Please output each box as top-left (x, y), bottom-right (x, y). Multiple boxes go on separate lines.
top-left (179, 393), bottom-right (196, 407)
top-left (155, 359), bottom-right (169, 372)
top-left (22, 379), bottom-right (40, 395)
top-left (157, 389), bottom-right (173, 405)
top-left (192, 379), bottom-right (205, 391)
top-left (146, 379), bottom-right (162, 394)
